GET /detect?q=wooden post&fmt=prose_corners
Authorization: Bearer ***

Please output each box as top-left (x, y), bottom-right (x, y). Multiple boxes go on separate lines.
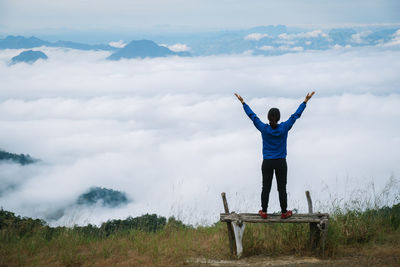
top-left (306, 191), bottom-right (320, 251)
top-left (305, 191), bottom-right (313, 213)
top-left (221, 192), bottom-right (236, 256)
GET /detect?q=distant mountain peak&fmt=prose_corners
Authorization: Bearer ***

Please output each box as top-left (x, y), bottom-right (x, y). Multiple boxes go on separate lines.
top-left (10, 50), bottom-right (48, 65)
top-left (107, 39), bottom-right (190, 60)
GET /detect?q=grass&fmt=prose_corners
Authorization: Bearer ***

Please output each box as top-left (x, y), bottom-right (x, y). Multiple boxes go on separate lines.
top-left (1, 203), bottom-right (399, 266)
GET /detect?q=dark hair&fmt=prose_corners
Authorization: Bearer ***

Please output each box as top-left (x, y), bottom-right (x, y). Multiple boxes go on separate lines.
top-left (268, 108), bottom-right (280, 129)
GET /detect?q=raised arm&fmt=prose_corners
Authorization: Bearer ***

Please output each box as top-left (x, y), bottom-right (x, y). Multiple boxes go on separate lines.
top-left (235, 93), bottom-right (265, 131)
top-left (304, 91), bottom-right (315, 104)
top-left (284, 91), bottom-right (315, 131)
top-left (234, 93), bottom-right (245, 104)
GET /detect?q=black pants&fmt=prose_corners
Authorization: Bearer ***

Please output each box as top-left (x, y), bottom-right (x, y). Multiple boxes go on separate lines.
top-left (261, 158), bottom-right (288, 213)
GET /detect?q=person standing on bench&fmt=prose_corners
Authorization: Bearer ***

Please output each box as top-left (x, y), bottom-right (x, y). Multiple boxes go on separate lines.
top-left (234, 91), bottom-right (315, 219)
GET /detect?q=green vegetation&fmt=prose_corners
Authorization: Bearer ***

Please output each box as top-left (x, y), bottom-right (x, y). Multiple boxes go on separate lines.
top-left (77, 187), bottom-right (129, 208)
top-left (1, 204), bottom-right (399, 266)
top-left (0, 149), bottom-right (37, 165)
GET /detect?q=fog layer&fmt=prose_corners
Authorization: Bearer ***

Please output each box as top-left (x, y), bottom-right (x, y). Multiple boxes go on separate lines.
top-left (0, 46), bottom-right (399, 225)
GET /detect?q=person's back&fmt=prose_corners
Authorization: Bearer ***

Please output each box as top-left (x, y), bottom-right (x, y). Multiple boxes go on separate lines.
top-left (234, 92), bottom-right (315, 219)
top-left (242, 99), bottom-right (307, 159)
top-left (261, 124), bottom-right (290, 159)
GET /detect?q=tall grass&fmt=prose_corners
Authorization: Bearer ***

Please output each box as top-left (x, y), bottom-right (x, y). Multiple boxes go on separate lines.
top-left (0, 211), bottom-right (230, 266)
top-left (1, 176), bottom-right (400, 266)
top-left (1, 202), bottom-right (399, 266)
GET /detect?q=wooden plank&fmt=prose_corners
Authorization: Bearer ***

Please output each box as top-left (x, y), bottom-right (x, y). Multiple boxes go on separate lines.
top-left (221, 217), bottom-right (322, 223)
top-left (221, 192), bottom-right (236, 256)
top-left (220, 213), bottom-right (327, 223)
top-left (219, 214), bottom-right (327, 220)
top-left (219, 213), bottom-right (329, 219)
top-left (221, 215), bottom-right (329, 220)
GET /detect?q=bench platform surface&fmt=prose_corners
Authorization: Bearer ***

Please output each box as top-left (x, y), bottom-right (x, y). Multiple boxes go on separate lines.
top-left (220, 212), bottom-right (329, 224)
top-left (219, 192), bottom-right (329, 258)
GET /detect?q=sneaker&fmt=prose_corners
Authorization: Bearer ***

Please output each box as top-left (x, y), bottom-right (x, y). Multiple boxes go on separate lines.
top-left (258, 210), bottom-right (268, 219)
top-left (281, 210), bottom-right (293, 219)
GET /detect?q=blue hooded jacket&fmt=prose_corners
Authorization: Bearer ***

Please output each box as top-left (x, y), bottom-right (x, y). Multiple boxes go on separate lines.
top-left (243, 102), bottom-right (306, 159)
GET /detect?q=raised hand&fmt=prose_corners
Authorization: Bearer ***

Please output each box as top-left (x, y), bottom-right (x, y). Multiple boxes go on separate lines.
top-left (234, 93), bottom-right (245, 104)
top-left (304, 91), bottom-right (315, 103)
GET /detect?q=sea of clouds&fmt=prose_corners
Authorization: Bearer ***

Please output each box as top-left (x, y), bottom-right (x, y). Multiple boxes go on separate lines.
top-left (0, 45), bottom-right (399, 226)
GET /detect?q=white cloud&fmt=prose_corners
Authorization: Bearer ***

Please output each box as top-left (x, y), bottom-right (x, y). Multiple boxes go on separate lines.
top-left (350, 31), bottom-right (372, 44)
top-left (0, 47), bottom-right (399, 226)
top-left (274, 39), bottom-right (297, 45)
top-left (242, 50), bottom-right (254, 56)
top-left (109, 40), bottom-right (126, 48)
top-left (258, 45), bottom-right (304, 52)
top-left (164, 43), bottom-right (191, 52)
top-left (258, 45), bottom-right (274, 51)
top-left (278, 46), bottom-right (304, 52)
top-left (279, 30), bottom-right (328, 40)
top-left (383, 29), bottom-right (400, 46)
top-left (244, 33), bottom-right (269, 41)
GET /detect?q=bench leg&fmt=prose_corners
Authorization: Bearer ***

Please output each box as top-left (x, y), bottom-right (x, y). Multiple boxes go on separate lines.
top-left (318, 219), bottom-right (329, 255)
top-left (310, 222), bottom-right (320, 251)
top-left (231, 221), bottom-right (246, 258)
top-left (225, 222), bottom-right (236, 256)
top-left (221, 193), bottom-right (237, 256)
top-left (310, 219), bottom-right (329, 255)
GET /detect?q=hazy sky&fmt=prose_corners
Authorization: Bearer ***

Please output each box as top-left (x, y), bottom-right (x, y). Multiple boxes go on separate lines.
top-left (1, 0), bottom-right (400, 34)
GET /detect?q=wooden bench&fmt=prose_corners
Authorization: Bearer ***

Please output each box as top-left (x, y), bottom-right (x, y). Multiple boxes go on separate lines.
top-left (219, 191), bottom-right (329, 258)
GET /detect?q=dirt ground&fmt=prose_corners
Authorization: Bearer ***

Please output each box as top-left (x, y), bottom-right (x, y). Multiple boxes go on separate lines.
top-left (187, 246), bottom-right (400, 266)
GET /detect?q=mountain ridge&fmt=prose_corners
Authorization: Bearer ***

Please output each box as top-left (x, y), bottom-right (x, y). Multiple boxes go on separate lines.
top-left (1, 25), bottom-right (399, 57)
top-left (107, 39), bottom-right (190, 60)
top-left (0, 35), bottom-right (117, 51)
